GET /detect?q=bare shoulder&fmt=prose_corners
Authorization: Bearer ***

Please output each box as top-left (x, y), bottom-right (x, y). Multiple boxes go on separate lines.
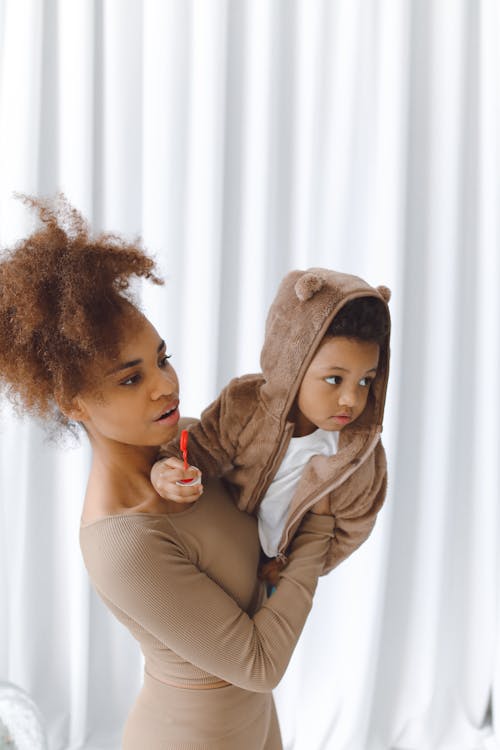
top-left (81, 495), bottom-right (119, 525)
top-left (80, 446), bottom-right (197, 524)
top-left (81, 473), bottom-right (166, 525)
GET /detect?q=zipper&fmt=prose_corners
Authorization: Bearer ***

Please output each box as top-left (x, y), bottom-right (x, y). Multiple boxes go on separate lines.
top-left (277, 429), bottom-right (382, 555)
top-left (247, 421), bottom-right (295, 514)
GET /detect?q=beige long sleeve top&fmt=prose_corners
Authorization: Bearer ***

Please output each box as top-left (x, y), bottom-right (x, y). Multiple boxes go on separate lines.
top-left (80, 478), bottom-right (335, 693)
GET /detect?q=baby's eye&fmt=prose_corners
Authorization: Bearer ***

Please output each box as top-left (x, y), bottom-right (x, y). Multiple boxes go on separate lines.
top-left (159, 354), bottom-right (172, 368)
top-left (325, 375), bottom-right (342, 385)
top-left (359, 376), bottom-right (373, 387)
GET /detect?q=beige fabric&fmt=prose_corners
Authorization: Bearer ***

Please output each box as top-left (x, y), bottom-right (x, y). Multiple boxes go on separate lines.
top-left (159, 268), bottom-right (391, 574)
top-left (122, 672), bottom-right (282, 750)
top-left (80, 479), bottom-right (334, 746)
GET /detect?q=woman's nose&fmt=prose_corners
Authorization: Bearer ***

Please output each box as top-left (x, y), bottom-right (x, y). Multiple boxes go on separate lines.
top-left (151, 368), bottom-right (178, 401)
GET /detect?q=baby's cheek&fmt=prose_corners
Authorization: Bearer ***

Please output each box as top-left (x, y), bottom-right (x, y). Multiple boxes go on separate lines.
top-left (356, 394), bottom-right (370, 417)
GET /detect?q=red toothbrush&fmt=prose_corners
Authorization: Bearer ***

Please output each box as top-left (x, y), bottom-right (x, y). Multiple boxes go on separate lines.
top-left (178, 429), bottom-right (193, 484)
top-left (180, 429), bottom-right (189, 470)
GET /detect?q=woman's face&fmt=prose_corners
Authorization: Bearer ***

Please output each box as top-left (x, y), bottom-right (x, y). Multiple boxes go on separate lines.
top-left (74, 313), bottom-right (180, 448)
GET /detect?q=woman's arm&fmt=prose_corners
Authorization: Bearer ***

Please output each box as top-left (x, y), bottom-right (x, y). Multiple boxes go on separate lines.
top-left (81, 512), bottom-right (334, 693)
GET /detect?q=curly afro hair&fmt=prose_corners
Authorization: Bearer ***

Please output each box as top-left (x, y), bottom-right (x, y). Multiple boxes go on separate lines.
top-left (0, 194), bottom-right (163, 428)
top-left (326, 296), bottom-right (389, 345)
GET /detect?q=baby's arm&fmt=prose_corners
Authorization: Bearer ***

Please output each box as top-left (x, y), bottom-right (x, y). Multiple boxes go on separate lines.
top-left (258, 494), bottom-right (332, 586)
top-left (322, 441), bottom-right (388, 575)
top-left (152, 378), bottom-right (250, 502)
top-left (259, 442), bottom-right (388, 581)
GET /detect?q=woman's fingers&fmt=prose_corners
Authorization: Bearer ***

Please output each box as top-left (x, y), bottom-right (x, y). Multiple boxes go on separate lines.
top-left (258, 560), bottom-right (283, 586)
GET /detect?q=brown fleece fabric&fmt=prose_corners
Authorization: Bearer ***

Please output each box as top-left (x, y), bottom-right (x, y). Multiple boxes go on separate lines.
top-left (159, 268), bottom-right (391, 575)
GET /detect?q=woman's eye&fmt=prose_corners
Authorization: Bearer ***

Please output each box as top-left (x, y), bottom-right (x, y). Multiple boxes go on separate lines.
top-left (120, 374), bottom-right (141, 386)
top-left (118, 354), bottom-right (172, 385)
top-left (325, 375), bottom-right (341, 385)
top-left (159, 354), bottom-right (172, 368)
top-left (359, 377), bottom-right (373, 387)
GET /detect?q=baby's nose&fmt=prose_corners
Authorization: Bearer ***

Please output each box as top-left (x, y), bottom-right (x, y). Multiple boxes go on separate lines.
top-left (338, 387), bottom-right (357, 407)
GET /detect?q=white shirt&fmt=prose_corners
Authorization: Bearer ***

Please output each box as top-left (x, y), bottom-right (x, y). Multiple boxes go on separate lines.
top-left (257, 428), bottom-right (339, 557)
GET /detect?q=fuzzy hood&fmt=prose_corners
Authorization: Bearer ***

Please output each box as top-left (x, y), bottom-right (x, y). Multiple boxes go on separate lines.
top-left (259, 268), bottom-right (391, 431)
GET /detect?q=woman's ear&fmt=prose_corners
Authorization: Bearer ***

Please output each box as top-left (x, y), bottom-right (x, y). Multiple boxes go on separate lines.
top-left (55, 389), bottom-right (89, 422)
top-left (67, 397), bottom-right (89, 422)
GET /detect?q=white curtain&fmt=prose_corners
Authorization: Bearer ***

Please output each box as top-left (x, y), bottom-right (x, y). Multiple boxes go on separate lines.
top-left (1, 1), bottom-right (499, 749)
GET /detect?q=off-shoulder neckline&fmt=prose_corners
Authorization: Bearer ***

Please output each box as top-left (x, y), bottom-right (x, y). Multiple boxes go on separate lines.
top-left (80, 502), bottom-right (202, 530)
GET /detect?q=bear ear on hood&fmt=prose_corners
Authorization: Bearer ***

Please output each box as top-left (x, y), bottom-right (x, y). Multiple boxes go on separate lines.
top-left (377, 285), bottom-right (391, 303)
top-left (294, 271), bottom-right (325, 301)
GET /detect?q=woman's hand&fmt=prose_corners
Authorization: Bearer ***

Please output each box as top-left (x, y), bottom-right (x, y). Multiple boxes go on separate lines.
top-left (258, 557), bottom-right (286, 587)
top-left (150, 457), bottom-right (203, 504)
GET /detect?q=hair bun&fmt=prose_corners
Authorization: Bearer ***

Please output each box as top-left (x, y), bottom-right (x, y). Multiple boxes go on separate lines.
top-left (294, 272), bottom-right (325, 301)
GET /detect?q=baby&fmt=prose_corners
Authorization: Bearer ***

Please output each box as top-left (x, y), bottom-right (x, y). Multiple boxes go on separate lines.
top-left (151, 268), bottom-right (391, 583)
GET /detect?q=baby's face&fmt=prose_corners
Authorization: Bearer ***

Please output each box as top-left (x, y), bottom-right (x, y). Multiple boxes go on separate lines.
top-left (290, 336), bottom-right (380, 437)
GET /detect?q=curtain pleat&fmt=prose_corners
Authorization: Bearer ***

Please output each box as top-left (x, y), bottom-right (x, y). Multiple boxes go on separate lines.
top-left (1, 2), bottom-right (499, 748)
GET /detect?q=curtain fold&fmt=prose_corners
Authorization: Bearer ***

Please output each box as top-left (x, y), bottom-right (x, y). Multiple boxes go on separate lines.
top-left (1, 2), bottom-right (499, 748)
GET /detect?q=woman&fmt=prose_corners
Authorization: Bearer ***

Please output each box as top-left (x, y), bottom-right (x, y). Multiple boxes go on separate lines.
top-left (0, 195), bottom-right (334, 749)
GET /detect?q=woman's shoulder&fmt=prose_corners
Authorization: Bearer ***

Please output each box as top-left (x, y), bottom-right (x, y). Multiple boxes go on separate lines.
top-left (79, 508), bottom-right (186, 569)
top-left (79, 510), bottom-right (190, 601)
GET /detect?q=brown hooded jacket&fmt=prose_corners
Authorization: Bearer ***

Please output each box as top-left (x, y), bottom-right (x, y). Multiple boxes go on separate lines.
top-left (159, 268), bottom-right (391, 575)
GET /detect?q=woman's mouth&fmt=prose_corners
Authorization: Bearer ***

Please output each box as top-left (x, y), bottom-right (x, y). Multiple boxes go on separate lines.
top-left (154, 404), bottom-right (180, 424)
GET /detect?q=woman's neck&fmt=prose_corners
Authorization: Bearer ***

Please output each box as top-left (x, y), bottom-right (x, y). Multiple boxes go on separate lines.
top-left (85, 435), bottom-right (161, 511)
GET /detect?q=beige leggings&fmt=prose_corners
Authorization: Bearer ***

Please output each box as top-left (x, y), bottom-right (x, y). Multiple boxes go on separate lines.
top-left (122, 672), bottom-right (283, 750)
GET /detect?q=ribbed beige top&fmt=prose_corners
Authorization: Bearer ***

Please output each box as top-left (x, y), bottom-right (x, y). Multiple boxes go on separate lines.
top-left (80, 478), bottom-right (335, 693)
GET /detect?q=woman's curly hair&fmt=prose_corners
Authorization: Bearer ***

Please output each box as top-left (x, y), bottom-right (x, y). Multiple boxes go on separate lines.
top-left (326, 296), bottom-right (389, 345)
top-left (0, 194), bottom-right (163, 428)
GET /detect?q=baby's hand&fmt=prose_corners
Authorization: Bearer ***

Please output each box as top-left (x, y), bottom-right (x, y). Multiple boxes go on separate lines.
top-left (151, 457), bottom-right (203, 504)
